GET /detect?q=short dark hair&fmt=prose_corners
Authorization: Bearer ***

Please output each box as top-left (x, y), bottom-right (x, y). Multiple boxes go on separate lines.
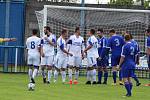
top-left (90, 29), bottom-right (95, 34)
top-left (128, 33), bottom-right (133, 39)
top-left (32, 29), bottom-right (38, 35)
top-left (109, 29), bottom-right (115, 33)
top-left (75, 27), bottom-right (80, 32)
top-left (44, 26), bottom-right (51, 32)
top-left (146, 29), bottom-right (150, 33)
top-left (124, 34), bottom-right (131, 41)
top-left (97, 28), bottom-right (103, 33)
top-left (61, 28), bottom-right (67, 35)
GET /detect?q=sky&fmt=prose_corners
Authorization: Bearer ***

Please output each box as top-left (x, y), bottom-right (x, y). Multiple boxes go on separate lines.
top-left (85, 0), bottom-right (109, 4)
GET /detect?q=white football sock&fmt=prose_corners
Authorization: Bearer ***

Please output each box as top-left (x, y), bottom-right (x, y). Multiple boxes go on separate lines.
top-left (68, 68), bottom-right (72, 81)
top-left (92, 69), bottom-right (97, 82)
top-left (61, 71), bottom-right (66, 83)
top-left (48, 70), bottom-right (52, 82)
top-left (32, 68), bottom-right (38, 79)
top-left (75, 70), bottom-right (79, 80)
top-left (54, 70), bottom-right (58, 81)
top-left (87, 71), bottom-right (91, 81)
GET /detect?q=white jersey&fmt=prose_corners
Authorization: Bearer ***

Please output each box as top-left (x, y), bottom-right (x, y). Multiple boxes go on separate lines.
top-left (86, 35), bottom-right (99, 58)
top-left (41, 34), bottom-right (56, 56)
top-left (68, 34), bottom-right (84, 57)
top-left (26, 36), bottom-right (41, 55)
top-left (57, 36), bottom-right (67, 57)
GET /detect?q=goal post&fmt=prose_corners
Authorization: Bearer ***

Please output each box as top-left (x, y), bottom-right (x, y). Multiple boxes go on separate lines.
top-left (36, 5), bottom-right (150, 52)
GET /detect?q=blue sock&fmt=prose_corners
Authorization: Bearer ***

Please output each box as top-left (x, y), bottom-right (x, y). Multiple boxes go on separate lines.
top-left (104, 72), bottom-right (108, 83)
top-left (124, 82), bottom-right (131, 96)
top-left (98, 71), bottom-right (103, 83)
top-left (133, 74), bottom-right (139, 83)
top-left (119, 71), bottom-right (122, 81)
top-left (113, 71), bottom-right (117, 83)
top-left (129, 82), bottom-right (133, 91)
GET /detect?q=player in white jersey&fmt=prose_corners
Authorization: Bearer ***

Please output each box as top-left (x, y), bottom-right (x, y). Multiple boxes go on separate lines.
top-left (26, 29), bottom-right (41, 83)
top-left (54, 28), bottom-right (73, 83)
top-left (67, 27), bottom-right (85, 84)
top-left (84, 29), bottom-right (99, 85)
top-left (41, 26), bottom-right (56, 84)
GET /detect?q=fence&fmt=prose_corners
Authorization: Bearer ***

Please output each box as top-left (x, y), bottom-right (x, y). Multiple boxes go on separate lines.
top-left (0, 45), bottom-right (27, 73)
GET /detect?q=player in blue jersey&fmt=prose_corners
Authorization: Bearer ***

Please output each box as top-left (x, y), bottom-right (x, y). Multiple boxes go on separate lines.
top-left (107, 29), bottom-right (125, 85)
top-left (127, 33), bottom-right (141, 86)
top-left (118, 34), bottom-right (138, 97)
top-left (145, 29), bottom-right (150, 86)
top-left (97, 29), bottom-right (109, 84)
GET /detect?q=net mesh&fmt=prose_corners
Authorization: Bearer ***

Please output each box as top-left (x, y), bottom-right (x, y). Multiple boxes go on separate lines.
top-left (36, 6), bottom-right (150, 52)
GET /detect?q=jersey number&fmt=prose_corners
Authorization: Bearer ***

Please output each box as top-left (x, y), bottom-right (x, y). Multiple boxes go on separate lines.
top-left (31, 41), bottom-right (35, 49)
top-left (130, 46), bottom-right (135, 55)
top-left (114, 39), bottom-right (120, 46)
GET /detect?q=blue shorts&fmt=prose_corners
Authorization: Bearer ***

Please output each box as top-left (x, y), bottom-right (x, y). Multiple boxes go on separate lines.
top-left (97, 58), bottom-right (109, 67)
top-left (147, 55), bottom-right (150, 69)
top-left (121, 69), bottom-right (134, 78)
top-left (111, 55), bottom-right (121, 66)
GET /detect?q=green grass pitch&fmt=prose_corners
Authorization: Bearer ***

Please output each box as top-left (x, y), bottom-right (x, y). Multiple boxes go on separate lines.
top-left (0, 73), bottom-right (150, 100)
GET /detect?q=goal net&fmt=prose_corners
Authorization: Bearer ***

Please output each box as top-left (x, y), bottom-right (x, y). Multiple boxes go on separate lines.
top-left (36, 5), bottom-right (150, 53)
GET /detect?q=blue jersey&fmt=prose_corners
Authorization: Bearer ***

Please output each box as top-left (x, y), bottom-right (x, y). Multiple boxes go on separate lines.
top-left (121, 42), bottom-right (138, 70)
top-left (131, 39), bottom-right (140, 54)
top-left (146, 36), bottom-right (150, 48)
top-left (97, 36), bottom-right (109, 59)
top-left (108, 34), bottom-right (125, 56)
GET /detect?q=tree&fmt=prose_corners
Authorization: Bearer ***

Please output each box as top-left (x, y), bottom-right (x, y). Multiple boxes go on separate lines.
top-left (109, 0), bottom-right (134, 6)
top-left (136, 0), bottom-right (150, 8)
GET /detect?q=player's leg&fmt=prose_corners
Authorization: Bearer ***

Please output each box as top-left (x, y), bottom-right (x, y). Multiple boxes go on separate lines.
top-left (103, 59), bottom-right (109, 84)
top-left (46, 56), bottom-right (54, 84)
top-left (86, 57), bottom-right (92, 84)
top-left (97, 58), bottom-right (103, 84)
top-left (61, 57), bottom-right (67, 83)
top-left (27, 55), bottom-right (33, 83)
top-left (31, 54), bottom-right (40, 83)
top-left (41, 57), bottom-right (47, 83)
top-left (54, 56), bottom-right (60, 83)
top-left (122, 69), bottom-right (132, 97)
top-left (132, 69), bottom-right (141, 86)
top-left (68, 56), bottom-right (74, 84)
top-left (73, 57), bottom-right (81, 84)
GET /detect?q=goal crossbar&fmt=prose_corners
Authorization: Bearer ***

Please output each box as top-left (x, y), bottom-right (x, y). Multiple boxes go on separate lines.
top-left (44, 5), bottom-right (150, 13)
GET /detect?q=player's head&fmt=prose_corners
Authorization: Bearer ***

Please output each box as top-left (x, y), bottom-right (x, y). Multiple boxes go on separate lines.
top-left (32, 29), bottom-right (38, 36)
top-left (75, 27), bottom-right (80, 35)
top-left (124, 34), bottom-right (131, 42)
top-left (88, 29), bottom-right (95, 36)
top-left (109, 29), bottom-right (115, 36)
top-left (146, 29), bottom-right (150, 36)
top-left (44, 26), bottom-right (51, 35)
top-left (61, 28), bottom-right (68, 39)
top-left (97, 28), bottom-right (103, 38)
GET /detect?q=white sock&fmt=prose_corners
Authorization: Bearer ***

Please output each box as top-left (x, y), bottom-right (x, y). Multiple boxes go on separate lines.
top-left (48, 70), bottom-right (52, 82)
top-left (75, 70), bottom-right (79, 80)
top-left (87, 71), bottom-right (91, 81)
top-left (92, 69), bottom-right (97, 82)
top-left (32, 69), bottom-right (38, 79)
top-left (68, 68), bottom-right (72, 81)
top-left (61, 71), bottom-right (66, 83)
top-left (28, 69), bottom-right (32, 78)
top-left (54, 70), bottom-right (58, 81)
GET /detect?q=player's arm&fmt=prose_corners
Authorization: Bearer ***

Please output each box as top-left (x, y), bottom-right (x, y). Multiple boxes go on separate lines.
top-left (0, 38), bottom-right (16, 42)
top-left (146, 38), bottom-right (150, 55)
top-left (66, 38), bottom-right (72, 52)
top-left (100, 39), bottom-right (107, 59)
top-left (81, 40), bottom-right (85, 59)
top-left (118, 46), bottom-right (126, 69)
top-left (44, 36), bottom-right (56, 47)
top-left (40, 39), bottom-right (45, 57)
top-left (84, 40), bottom-right (93, 53)
top-left (59, 42), bottom-right (73, 56)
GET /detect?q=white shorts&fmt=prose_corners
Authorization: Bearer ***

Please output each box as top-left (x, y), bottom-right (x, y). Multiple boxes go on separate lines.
top-left (41, 56), bottom-right (54, 66)
top-left (55, 55), bottom-right (67, 69)
top-left (87, 57), bottom-right (97, 67)
top-left (68, 56), bottom-right (82, 67)
top-left (28, 53), bottom-right (40, 66)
